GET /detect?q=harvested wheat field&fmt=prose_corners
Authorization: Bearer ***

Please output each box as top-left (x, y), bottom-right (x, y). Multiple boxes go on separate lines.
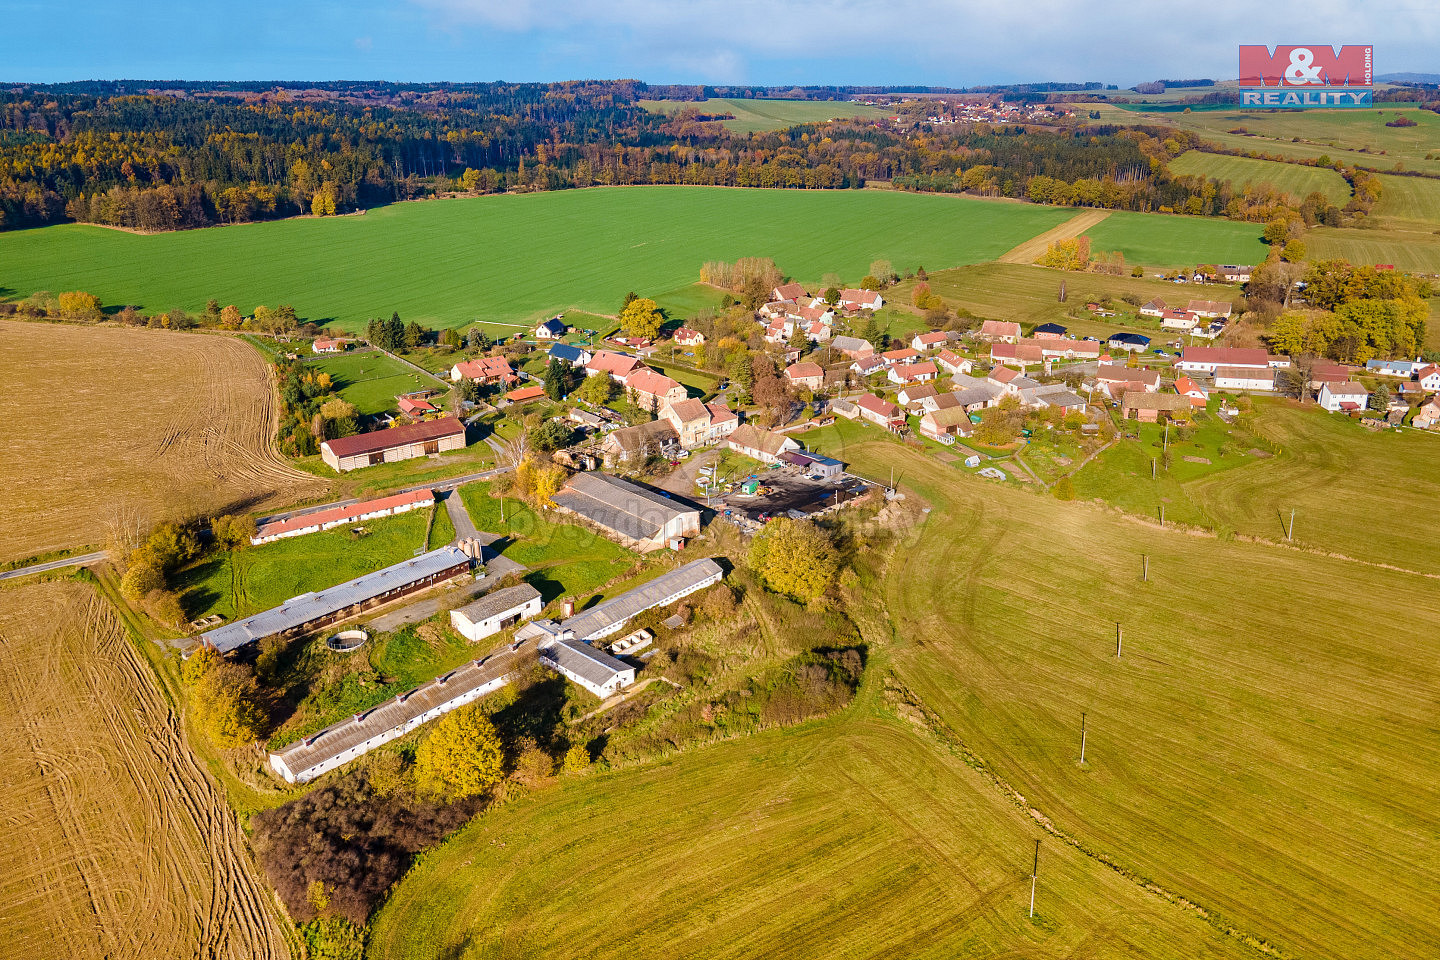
top-left (0, 319), bottom-right (322, 564)
top-left (0, 578), bottom-right (291, 960)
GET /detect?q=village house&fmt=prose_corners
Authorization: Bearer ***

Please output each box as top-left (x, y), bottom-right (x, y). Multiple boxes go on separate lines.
top-left (551, 471), bottom-right (701, 551)
top-left (321, 417), bottom-right (467, 472)
top-left (953, 383), bottom-right (1006, 412)
top-left (1161, 310), bottom-right (1200, 332)
top-left (451, 355), bottom-right (517, 384)
top-left (1107, 332), bottom-right (1152, 354)
top-left (990, 341), bottom-right (1045, 368)
top-left (1412, 395), bottom-right (1440, 429)
top-left (831, 335), bottom-right (874, 360)
top-left (397, 395), bottom-right (439, 417)
top-left (673, 327), bottom-right (705, 347)
top-left (548, 342), bottom-right (593, 367)
top-left (1139, 298), bottom-right (1167, 318)
top-left (1122, 392), bottom-right (1192, 423)
top-left (586, 349), bottom-right (646, 383)
top-left (920, 406), bottom-right (974, 443)
top-left (1318, 381), bottom-right (1370, 412)
top-left (1096, 362), bottom-right (1160, 393)
top-left (1215, 265), bottom-right (1253, 283)
top-left (1213, 366), bottom-right (1277, 392)
top-left (601, 420), bottom-right (680, 465)
top-left (665, 398), bottom-right (739, 448)
top-left (1365, 358), bottom-right (1421, 378)
top-left (882, 347), bottom-right (922, 365)
top-left (855, 393), bottom-right (905, 431)
top-left (1186, 299), bottom-right (1233, 319)
top-left (504, 385), bottom-right (546, 404)
top-left (988, 365), bottom-right (1022, 389)
top-left (850, 355), bottom-right (888, 378)
top-left (1039, 339), bottom-right (1100, 361)
top-left (1416, 364), bottom-right (1440, 392)
top-left (1018, 383), bottom-right (1088, 412)
top-left (1032, 322), bottom-right (1067, 340)
top-left (1307, 360), bottom-right (1352, 390)
top-left (888, 360), bottom-right (938, 385)
top-left (535, 316), bottom-right (567, 340)
top-left (1176, 347), bottom-right (1288, 374)
top-left (771, 282), bottom-right (808, 303)
top-left (936, 350), bottom-right (972, 376)
top-left (838, 288), bottom-right (883, 312)
top-left (1174, 375), bottom-right (1209, 409)
top-left (976, 319), bottom-right (1021, 343)
top-left (911, 331), bottom-right (950, 352)
top-left (450, 583), bottom-right (544, 643)
top-left (312, 337), bottom-right (352, 353)
top-left (784, 361), bottom-right (826, 391)
top-left (897, 383), bottom-right (940, 408)
top-left (727, 423), bottom-right (802, 464)
top-left (622, 368), bottom-right (688, 416)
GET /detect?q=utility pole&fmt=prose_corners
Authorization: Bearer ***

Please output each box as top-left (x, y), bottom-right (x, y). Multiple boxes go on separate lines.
top-left (1151, 458), bottom-right (1156, 479)
top-left (1142, 554), bottom-right (1149, 582)
top-left (1287, 508), bottom-right (1295, 541)
top-left (1029, 839), bottom-right (1041, 918)
top-left (1079, 712), bottom-right (1087, 765)
top-left (1160, 504), bottom-right (1165, 526)
top-left (1116, 622), bottom-right (1123, 658)
top-left (1164, 421), bottom-right (1170, 451)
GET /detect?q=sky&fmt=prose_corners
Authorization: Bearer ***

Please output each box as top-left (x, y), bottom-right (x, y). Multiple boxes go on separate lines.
top-left (3, 0), bottom-right (1437, 87)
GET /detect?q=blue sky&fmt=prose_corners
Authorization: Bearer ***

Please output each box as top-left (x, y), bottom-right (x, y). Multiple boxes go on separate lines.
top-left (4, 0), bottom-right (1436, 86)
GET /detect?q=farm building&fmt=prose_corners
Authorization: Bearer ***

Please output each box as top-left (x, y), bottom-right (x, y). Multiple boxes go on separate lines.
top-left (1096, 363), bottom-right (1160, 392)
top-left (976, 320), bottom-right (1021, 343)
top-left (504, 385), bottom-right (546, 403)
top-left (728, 423), bottom-right (802, 464)
top-left (1122, 392), bottom-right (1192, 423)
top-left (559, 557), bottom-right (725, 642)
top-left (1107, 333), bottom-right (1151, 353)
top-left (251, 488), bottom-right (436, 545)
top-left (777, 450), bottom-right (845, 479)
top-left (451, 355), bottom-right (516, 383)
top-left (784, 362), bottom-right (825, 390)
top-left (601, 420), bottom-right (681, 465)
top-left (1177, 347), bottom-right (1288, 374)
top-left (200, 546), bottom-right (473, 654)
top-left (1318, 381), bottom-right (1370, 412)
top-left (1365, 358), bottom-right (1420, 378)
top-left (536, 633), bottom-right (636, 699)
top-left (268, 651), bottom-right (514, 783)
top-left (548, 342), bottom-right (593, 366)
top-left (551, 471), bottom-right (701, 550)
top-left (991, 341), bottom-right (1044, 368)
top-left (1214, 366), bottom-right (1277, 392)
top-left (450, 583), bottom-right (544, 642)
top-left (1039, 340), bottom-right (1100, 361)
top-left (397, 395), bottom-right (439, 416)
top-left (320, 417), bottom-right (467, 472)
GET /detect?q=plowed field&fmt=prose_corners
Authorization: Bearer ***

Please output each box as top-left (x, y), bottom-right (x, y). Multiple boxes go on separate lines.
top-left (0, 320), bottom-right (322, 563)
top-left (0, 579), bottom-right (291, 960)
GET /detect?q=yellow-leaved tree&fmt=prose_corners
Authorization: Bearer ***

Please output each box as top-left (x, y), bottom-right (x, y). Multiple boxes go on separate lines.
top-left (414, 703), bottom-right (505, 801)
top-left (618, 296), bottom-right (663, 340)
top-left (747, 517), bottom-right (839, 602)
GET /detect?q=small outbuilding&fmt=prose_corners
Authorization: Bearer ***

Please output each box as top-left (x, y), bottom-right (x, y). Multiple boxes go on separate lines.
top-left (450, 583), bottom-right (544, 642)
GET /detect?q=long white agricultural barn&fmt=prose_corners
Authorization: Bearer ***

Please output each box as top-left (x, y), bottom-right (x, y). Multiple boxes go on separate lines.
top-left (268, 650), bottom-right (516, 783)
top-left (561, 557), bottom-right (724, 642)
top-left (199, 546), bottom-right (473, 654)
top-left (251, 488), bottom-right (436, 545)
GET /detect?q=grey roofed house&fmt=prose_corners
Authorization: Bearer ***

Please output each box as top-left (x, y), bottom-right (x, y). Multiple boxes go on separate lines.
top-left (602, 419), bottom-right (680, 462)
top-left (952, 383), bottom-right (1005, 409)
top-left (201, 546), bottom-right (472, 653)
top-left (561, 557), bottom-right (724, 641)
top-left (551, 471), bottom-right (700, 546)
top-left (539, 635), bottom-right (635, 690)
top-left (451, 582), bottom-right (541, 627)
top-left (831, 335), bottom-right (872, 355)
top-left (548, 342), bottom-right (590, 365)
top-left (949, 372), bottom-right (989, 391)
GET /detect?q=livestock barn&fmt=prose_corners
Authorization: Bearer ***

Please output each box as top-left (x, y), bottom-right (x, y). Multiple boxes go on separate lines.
top-left (320, 417), bottom-right (466, 472)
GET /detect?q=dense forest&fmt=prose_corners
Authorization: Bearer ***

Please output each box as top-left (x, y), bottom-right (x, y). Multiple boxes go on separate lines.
top-left (0, 80), bottom-right (1340, 232)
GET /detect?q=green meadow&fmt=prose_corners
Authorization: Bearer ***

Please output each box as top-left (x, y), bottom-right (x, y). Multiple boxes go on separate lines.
top-left (1081, 211), bottom-right (1268, 267)
top-left (307, 350), bottom-right (444, 415)
top-left (1169, 150), bottom-right (1352, 204)
top-left (638, 97), bottom-right (893, 133)
top-left (0, 187), bottom-right (1074, 332)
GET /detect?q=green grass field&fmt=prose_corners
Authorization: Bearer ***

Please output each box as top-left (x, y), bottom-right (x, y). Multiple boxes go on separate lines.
top-left (371, 439), bottom-right (1440, 960)
top-left (0, 187), bottom-right (1074, 332)
top-left (1169, 151), bottom-right (1352, 204)
top-left (638, 97), bottom-right (893, 133)
top-left (307, 350), bottom-right (443, 415)
top-left (1080, 211), bottom-right (1268, 267)
top-left (1303, 222), bottom-right (1440, 273)
top-left (1097, 104), bottom-right (1440, 176)
top-left (1371, 173), bottom-right (1440, 228)
top-left (176, 504), bottom-right (451, 622)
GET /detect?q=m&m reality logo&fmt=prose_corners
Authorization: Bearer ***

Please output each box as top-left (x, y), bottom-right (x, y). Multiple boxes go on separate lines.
top-left (1238, 45), bottom-right (1373, 107)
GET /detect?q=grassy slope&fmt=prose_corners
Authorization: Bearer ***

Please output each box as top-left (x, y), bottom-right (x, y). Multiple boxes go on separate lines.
top-left (176, 506), bottom-right (448, 621)
top-left (369, 686), bottom-right (1252, 960)
top-left (1372, 172), bottom-right (1440, 227)
top-left (857, 440), bottom-right (1440, 960)
top-left (638, 97), bottom-right (893, 133)
top-left (0, 187), bottom-right (1072, 332)
top-left (307, 350), bottom-right (439, 415)
top-left (1081, 211), bottom-right (1268, 267)
top-left (1304, 223), bottom-right (1440, 273)
top-left (1169, 151), bottom-right (1351, 204)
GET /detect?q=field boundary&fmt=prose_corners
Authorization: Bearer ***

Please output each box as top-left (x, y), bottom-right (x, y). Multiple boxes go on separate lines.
top-left (998, 209), bottom-right (1113, 263)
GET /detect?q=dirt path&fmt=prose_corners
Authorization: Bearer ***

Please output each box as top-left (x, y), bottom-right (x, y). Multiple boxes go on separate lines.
top-left (0, 580), bottom-right (291, 960)
top-left (997, 209), bottom-right (1113, 264)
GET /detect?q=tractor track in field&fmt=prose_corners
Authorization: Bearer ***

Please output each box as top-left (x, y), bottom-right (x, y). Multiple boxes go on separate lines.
top-left (998, 209), bottom-right (1113, 264)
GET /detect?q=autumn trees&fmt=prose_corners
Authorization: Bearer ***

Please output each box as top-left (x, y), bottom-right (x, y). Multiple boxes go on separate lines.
top-left (413, 704), bottom-right (506, 800)
top-left (618, 296), bottom-right (664, 340)
top-left (748, 518), bottom-right (840, 603)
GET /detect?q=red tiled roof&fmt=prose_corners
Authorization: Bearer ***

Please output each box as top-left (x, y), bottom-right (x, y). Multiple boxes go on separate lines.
top-left (322, 417), bottom-right (465, 459)
top-left (785, 362), bottom-right (824, 380)
top-left (856, 393), bottom-right (900, 418)
top-left (623, 368), bottom-right (684, 397)
top-left (883, 348), bottom-right (921, 362)
top-left (1180, 347), bottom-right (1270, 367)
top-left (505, 385), bottom-right (546, 402)
top-left (255, 489), bottom-right (434, 539)
top-left (454, 355), bottom-right (515, 379)
top-left (773, 282), bottom-right (808, 302)
top-left (586, 350), bottom-right (644, 376)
